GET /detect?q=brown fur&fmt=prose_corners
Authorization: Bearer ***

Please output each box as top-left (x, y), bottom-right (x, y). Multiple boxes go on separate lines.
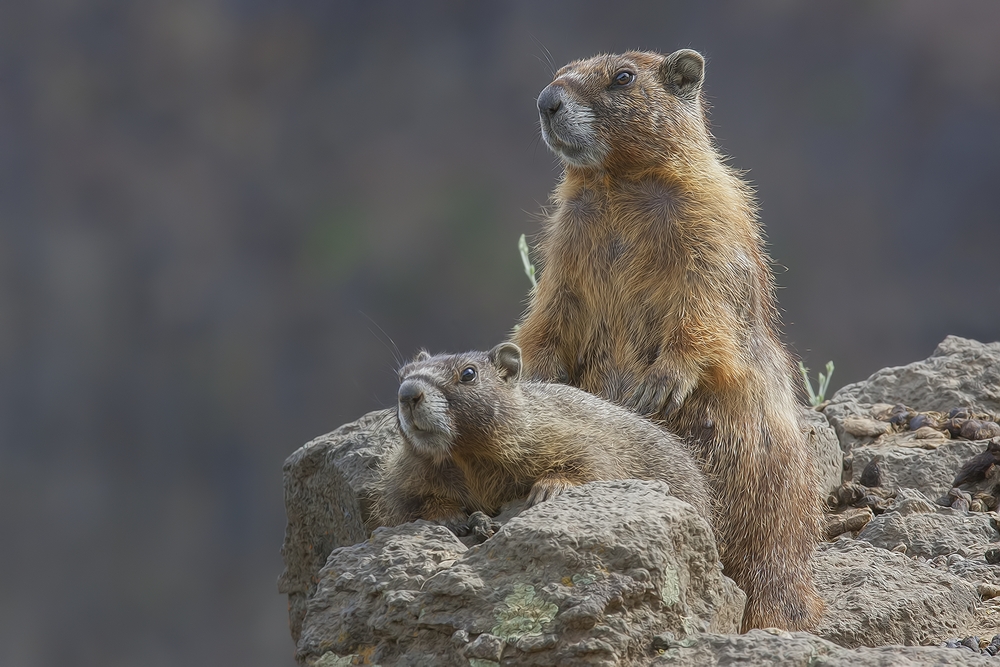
top-left (374, 343), bottom-right (711, 528)
top-left (514, 50), bottom-right (824, 631)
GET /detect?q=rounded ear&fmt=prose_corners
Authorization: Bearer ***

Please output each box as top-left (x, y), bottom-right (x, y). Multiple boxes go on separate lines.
top-left (488, 342), bottom-right (522, 381)
top-left (414, 350), bottom-right (432, 362)
top-left (661, 49), bottom-right (705, 99)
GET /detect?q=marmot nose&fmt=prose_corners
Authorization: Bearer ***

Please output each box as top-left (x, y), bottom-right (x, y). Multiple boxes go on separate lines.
top-left (537, 85), bottom-right (562, 118)
top-left (398, 380), bottom-right (424, 408)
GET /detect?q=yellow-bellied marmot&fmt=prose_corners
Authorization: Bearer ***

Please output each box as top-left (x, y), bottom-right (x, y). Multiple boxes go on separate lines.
top-left (514, 49), bottom-right (823, 631)
top-left (374, 343), bottom-right (711, 528)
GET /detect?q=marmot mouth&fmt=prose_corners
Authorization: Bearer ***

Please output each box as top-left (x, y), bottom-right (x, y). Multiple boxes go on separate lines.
top-left (400, 411), bottom-right (438, 437)
top-left (540, 118), bottom-right (604, 168)
top-left (541, 128), bottom-right (587, 162)
top-left (402, 417), bottom-right (426, 434)
top-left (397, 407), bottom-right (423, 434)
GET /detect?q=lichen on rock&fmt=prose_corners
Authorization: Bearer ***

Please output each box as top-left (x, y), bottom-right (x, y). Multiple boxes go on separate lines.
top-left (491, 584), bottom-right (559, 641)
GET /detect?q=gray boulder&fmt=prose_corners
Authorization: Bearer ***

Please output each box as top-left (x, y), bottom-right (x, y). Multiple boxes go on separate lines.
top-left (856, 488), bottom-right (1000, 560)
top-left (824, 336), bottom-right (1000, 453)
top-left (820, 336), bottom-right (1000, 505)
top-left (278, 402), bottom-right (845, 643)
top-left (277, 409), bottom-right (397, 642)
top-left (812, 537), bottom-right (981, 648)
top-left (280, 335), bottom-right (1000, 663)
top-left (849, 440), bottom-right (988, 502)
top-left (296, 480), bottom-right (745, 667)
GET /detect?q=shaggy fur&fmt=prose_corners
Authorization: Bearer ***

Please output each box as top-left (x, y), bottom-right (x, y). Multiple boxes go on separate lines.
top-left (514, 49), bottom-right (824, 631)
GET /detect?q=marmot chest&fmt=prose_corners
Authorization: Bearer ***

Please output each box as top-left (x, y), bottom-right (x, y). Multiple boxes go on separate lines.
top-left (547, 191), bottom-right (688, 398)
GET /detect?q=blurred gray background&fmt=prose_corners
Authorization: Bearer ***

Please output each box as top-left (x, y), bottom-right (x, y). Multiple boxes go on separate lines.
top-left (1, 1), bottom-right (998, 665)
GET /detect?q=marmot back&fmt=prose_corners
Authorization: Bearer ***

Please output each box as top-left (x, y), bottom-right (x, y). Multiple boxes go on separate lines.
top-left (514, 49), bottom-right (824, 631)
top-left (374, 343), bottom-right (711, 528)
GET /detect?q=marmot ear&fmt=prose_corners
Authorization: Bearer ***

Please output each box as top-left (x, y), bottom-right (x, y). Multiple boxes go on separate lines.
top-left (488, 342), bottom-right (522, 381)
top-left (414, 349), bottom-right (431, 363)
top-left (661, 49), bottom-right (705, 99)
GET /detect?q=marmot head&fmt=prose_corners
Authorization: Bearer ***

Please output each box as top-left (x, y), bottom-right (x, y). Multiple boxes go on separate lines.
top-left (396, 343), bottom-right (522, 464)
top-left (536, 49), bottom-right (708, 174)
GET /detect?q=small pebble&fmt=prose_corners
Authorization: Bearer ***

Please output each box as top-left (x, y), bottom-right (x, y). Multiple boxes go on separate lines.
top-left (859, 456), bottom-right (883, 488)
top-left (889, 404), bottom-right (914, 426)
top-left (973, 493), bottom-right (997, 511)
top-left (842, 417), bottom-right (891, 438)
top-left (948, 553), bottom-right (965, 565)
top-left (944, 418), bottom-right (966, 438)
top-left (913, 425), bottom-right (945, 440)
top-left (908, 413), bottom-right (938, 431)
top-left (823, 507), bottom-right (874, 539)
top-left (949, 487), bottom-right (973, 502)
top-left (986, 548), bottom-right (1000, 565)
top-left (961, 636), bottom-right (980, 651)
top-left (834, 483), bottom-right (867, 507)
top-left (961, 420), bottom-right (984, 439)
top-left (950, 488), bottom-right (972, 511)
top-left (891, 543), bottom-right (907, 554)
top-left (960, 419), bottom-right (1000, 440)
top-left (976, 421), bottom-right (1000, 440)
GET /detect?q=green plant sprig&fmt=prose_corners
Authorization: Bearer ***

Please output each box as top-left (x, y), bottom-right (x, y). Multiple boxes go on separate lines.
top-left (799, 360), bottom-right (835, 406)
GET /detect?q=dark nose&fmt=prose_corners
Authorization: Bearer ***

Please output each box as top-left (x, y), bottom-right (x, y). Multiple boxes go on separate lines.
top-left (398, 380), bottom-right (424, 408)
top-left (537, 84), bottom-right (562, 119)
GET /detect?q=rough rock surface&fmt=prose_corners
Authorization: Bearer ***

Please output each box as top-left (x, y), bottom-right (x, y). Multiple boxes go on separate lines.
top-left (801, 405), bottom-right (844, 496)
top-left (278, 409), bottom-right (396, 641)
top-left (856, 488), bottom-right (1000, 560)
top-left (824, 336), bottom-right (1000, 452)
top-left (812, 537), bottom-right (981, 648)
top-left (948, 558), bottom-right (1000, 587)
top-left (279, 403), bottom-right (842, 635)
top-left (296, 480), bottom-right (745, 667)
top-left (649, 629), bottom-right (996, 666)
top-left (281, 335), bottom-right (1000, 664)
top-left (849, 439), bottom-right (986, 501)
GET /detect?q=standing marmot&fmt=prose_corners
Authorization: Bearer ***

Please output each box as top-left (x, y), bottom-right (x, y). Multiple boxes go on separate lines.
top-left (514, 49), bottom-right (823, 631)
top-left (374, 343), bottom-right (711, 528)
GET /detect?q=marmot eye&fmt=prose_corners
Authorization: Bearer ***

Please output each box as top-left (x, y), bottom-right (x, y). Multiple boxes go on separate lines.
top-left (460, 367), bottom-right (477, 383)
top-left (613, 70), bottom-right (635, 86)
